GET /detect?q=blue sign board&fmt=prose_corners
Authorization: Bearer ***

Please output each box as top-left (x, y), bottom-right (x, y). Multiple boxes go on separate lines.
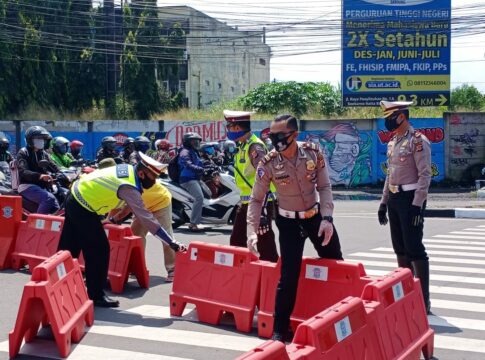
top-left (342, 0), bottom-right (451, 107)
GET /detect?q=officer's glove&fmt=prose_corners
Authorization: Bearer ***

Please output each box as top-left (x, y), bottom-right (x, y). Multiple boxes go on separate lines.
top-left (247, 233), bottom-right (260, 258)
top-left (378, 203), bottom-right (388, 225)
top-left (170, 239), bottom-right (187, 252)
top-left (410, 205), bottom-right (424, 227)
top-left (317, 220), bottom-right (333, 246)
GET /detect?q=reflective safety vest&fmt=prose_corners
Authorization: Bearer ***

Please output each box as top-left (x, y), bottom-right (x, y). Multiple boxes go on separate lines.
top-left (235, 133), bottom-right (275, 203)
top-left (72, 164), bottom-right (140, 215)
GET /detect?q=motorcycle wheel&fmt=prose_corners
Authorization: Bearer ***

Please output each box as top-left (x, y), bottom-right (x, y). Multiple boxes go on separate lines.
top-left (171, 200), bottom-right (187, 229)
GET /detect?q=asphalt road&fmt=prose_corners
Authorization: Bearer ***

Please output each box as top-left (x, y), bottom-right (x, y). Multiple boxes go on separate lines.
top-left (1, 200), bottom-right (485, 360)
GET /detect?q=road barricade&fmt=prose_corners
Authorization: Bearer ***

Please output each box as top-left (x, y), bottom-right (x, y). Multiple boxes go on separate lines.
top-left (0, 195), bottom-right (22, 269)
top-left (103, 224), bottom-right (149, 293)
top-left (9, 250), bottom-right (94, 358)
top-left (170, 241), bottom-right (261, 332)
top-left (10, 214), bottom-right (64, 271)
top-left (258, 258), bottom-right (375, 338)
top-left (235, 340), bottom-right (290, 360)
top-left (361, 268), bottom-right (434, 360)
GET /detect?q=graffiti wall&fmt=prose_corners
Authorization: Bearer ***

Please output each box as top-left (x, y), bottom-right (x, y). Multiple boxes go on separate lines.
top-left (164, 121), bottom-right (227, 147)
top-left (376, 118), bottom-right (445, 182)
top-left (300, 123), bottom-right (374, 186)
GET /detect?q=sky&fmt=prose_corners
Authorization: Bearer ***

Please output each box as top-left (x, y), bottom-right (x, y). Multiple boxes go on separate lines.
top-left (157, 0), bottom-right (485, 92)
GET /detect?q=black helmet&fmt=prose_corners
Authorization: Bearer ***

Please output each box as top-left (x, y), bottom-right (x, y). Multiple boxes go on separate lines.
top-left (182, 132), bottom-right (202, 149)
top-left (0, 137), bottom-right (9, 152)
top-left (102, 136), bottom-right (117, 151)
top-left (52, 136), bottom-right (70, 155)
top-left (134, 136), bottom-right (151, 153)
top-left (25, 126), bottom-right (51, 147)
top-left (223, 140), bottom-right (237, 154)
top-left (123, 137), bottom-right (135, 148)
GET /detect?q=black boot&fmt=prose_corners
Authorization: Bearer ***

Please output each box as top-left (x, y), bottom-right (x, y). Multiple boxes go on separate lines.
top-left (396, 255), bottom-right (413, 272)
top-left (412, 259), bottom-right (431, 314)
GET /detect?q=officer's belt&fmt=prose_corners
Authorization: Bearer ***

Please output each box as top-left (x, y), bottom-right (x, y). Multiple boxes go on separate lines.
top-left (389, 183), bottom-right (419, 194)
top-left (278, 204), bottom-right (319, 219)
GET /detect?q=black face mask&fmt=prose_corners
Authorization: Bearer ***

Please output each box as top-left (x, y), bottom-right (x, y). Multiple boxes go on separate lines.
top-left (140, 175), bottom-right (156, 189)
top-left (385, 113), bottom-right (401, 131)
top-left (269, 131), bottom-right (295, 152)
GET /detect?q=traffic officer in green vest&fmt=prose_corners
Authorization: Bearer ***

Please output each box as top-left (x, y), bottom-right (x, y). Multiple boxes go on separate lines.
top-left (224, 110), bottom-right (278, 262)
top-left (58, 152), bottom-right (187, 308)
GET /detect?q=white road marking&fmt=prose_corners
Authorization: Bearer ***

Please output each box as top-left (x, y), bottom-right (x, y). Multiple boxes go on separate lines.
top-left (424, 238), bottom-right (485, 246)
top-left (435, 335), bottom-right (485, 354)
top-left (126, 304), bottom-right (198, 321)
top-left (425, 243), bottom-right (485, 251)
top-left (372, 247), bottom-right (485, 258)
top-left (451, 231), bottom-right (485, 236)
top-left (349, 252), bottom-right (485, 265)
top-left (429, 315), bottom-right (485, 332)
top-left (463, 228), bottom-right (485, 232)
top-left (430, 299), bottom-right (485, 313)
top-left (364, 269), bottom-right (485, 285)
top-left (433, 234), bottom-right (485, 241)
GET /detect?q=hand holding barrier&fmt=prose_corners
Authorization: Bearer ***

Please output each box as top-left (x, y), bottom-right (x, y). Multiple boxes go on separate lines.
top-left (9, 251), bottom-right (94, 358)
top-left (0, 195), bottom-right (22, 269)
top-left (170, 241), bottom-right (261, 332)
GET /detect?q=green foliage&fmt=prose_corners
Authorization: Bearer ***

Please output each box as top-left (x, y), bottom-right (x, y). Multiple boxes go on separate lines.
top-left (450, 84), bottom-right (485, 111)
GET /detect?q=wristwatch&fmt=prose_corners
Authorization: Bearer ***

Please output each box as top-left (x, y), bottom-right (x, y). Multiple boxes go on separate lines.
top-left (322, 215), bottom-right (333, 223)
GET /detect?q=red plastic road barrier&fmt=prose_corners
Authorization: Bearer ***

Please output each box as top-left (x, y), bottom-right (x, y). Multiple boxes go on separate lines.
top-left (361, 268), bottom-right (434, 360)
top-left (10, 214), bottom-right (64, 271)
top-left (9, 250), bottom-right (94, 358)
top-left (235, 340), bottom-right (290, 360)
top-left (170, 241), bottom-right (261, 332)
top-left (258, 258), bottom-right (375, 338)
top-left (0, 195), bottom-right (22, 269)
top-left (285, 297), bottom-right (385, 360)
top-left (103, 224), bottom-right (149, 293)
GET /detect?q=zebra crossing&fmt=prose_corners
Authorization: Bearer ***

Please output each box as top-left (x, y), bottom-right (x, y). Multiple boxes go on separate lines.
top-left (1, 225), bottom-right (485, 359)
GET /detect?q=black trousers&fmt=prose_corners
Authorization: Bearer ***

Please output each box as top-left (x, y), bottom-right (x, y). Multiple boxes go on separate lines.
top-left (388, 190), bottom-right (428, 261)
top-left (230, 202), bottom-right (279, 262)
top-left (58, 195), bottom-right (110, 300)
top-left (273, 213), bottom-right (343, 334)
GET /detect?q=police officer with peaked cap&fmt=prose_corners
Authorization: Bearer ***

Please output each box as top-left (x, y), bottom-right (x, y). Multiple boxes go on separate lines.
top-left (377, 100), bottom-right (432, 314)
top-left (224, 109), bottom-right (278, 262)
top-left (247, 114), bottom-right (343, 342)
top-left (58, 152), bottom-right (187, 307)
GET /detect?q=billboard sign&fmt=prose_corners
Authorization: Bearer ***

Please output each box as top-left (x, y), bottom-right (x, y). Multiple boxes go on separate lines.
top-left (342, 0), bottom-right (451, 107)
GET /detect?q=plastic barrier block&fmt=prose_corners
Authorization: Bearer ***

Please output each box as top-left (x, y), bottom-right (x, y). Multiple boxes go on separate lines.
top-left (10, 214), bottom-right (64, 271)
top-left (361, 268), bottom-right (434, 360)
top-left (103, 224), bottom-right (148, 293)
top-left (287, 297), bottom-right (385, 360)
top-left (258, 258), bottom-right (376, 338)
top-left (9, 251), bottom-right (94, 358)
top-left (235, 340), bottom-right (290, 360)
top-left (0, 195), bottom-right (22, 269)
top-left (170, 241), bottom-right (260, 332)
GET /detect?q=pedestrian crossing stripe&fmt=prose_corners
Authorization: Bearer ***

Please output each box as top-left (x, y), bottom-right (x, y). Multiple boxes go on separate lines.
top-left (433, 234), bottom-right (485, 240)
top-left (350, 252), bottom-right (485, 265)
top-left (373, 247), bottom-right (485, 258)
top-left (425, 238), bottom-right (485, 246)
top-left (364, 269), bottom-right (485, 286)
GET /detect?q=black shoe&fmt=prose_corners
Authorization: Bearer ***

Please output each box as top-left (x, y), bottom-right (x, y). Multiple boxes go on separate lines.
top-left (93, 295), bottom-right (120, 308)
top-left (271, 332), bottom-right (285, 343)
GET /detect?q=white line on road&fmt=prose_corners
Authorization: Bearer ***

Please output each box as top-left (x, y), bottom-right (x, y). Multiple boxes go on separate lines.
top-left (464, 228), bottom-right (485, 232)
top-left (349, 252), bottom-right (485, 265)
top-left (433, 234), bottom-right (485, 241)
top-left (451, 231), bottom-right (485, 236)
top-left (425, 243), bottom-right (485, 251)
top-left (430, 285), bottom-right (485, 298)
top-left (430, 299), bottom-right (485, 313)
top-left (372, 247), bottom-right (485, 258)
top-left (364, 269), bottom-right (485, 285)
top-left (429, 315), bottom-right (485, 332)
top-left (126, 304), bottom-right (198, 321)
top-left (0, 340), bottom-right (194, 360)
top-left (424, 238), bottom-right (485, 246)
top-left (435, 335), bottom-right (485, 354)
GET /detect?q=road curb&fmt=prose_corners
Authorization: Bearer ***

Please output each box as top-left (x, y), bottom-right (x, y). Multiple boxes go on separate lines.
top-left (425, 208), bottom-right (485, 219)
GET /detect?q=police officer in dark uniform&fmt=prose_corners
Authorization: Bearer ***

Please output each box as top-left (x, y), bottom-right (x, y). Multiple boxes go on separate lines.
top-left (378, 100), bottom-right (432, 314)
top-left (247, 114), bottom-right (343, 342)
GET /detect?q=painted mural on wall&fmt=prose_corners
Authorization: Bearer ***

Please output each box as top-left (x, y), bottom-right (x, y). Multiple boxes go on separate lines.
top-left (300, 123), bottom-right (373, 187)
top-left (376, 118), bottom-right (445, 182)
top-left (165, 121), bottom-right (227, 147)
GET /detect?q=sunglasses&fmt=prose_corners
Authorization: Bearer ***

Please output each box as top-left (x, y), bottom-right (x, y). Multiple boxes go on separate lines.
top-left (268, 131), bottom-right (295, 142)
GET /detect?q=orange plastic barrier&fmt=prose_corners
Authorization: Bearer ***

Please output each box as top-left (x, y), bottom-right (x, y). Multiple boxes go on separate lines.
top-left (103, 224), bottom-right (149, 293)
top-left (170, 241), bottom-right (261, 332)
top-left (258, 258), bottom-right (375, 338)
top-left (361, 268), bottom-right (434, 360)
top-left (10, 214), bottom-right (64, 271)
top-left (0, 195), bottom-right (22, 269)
top-left (9, 250), bottom-right (94, 358)
top-left (235, 340), bottom-right (289, 360)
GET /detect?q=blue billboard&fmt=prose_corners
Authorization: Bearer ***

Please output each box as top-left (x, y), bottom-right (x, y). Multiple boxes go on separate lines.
top-left (342, 0), bottom-right (451, 107)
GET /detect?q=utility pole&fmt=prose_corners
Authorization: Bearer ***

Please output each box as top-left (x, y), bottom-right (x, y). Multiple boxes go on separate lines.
top-left (104, 0), bottom-right (116, 117)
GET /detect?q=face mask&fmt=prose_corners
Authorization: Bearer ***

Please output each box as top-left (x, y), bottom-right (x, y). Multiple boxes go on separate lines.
top-left (72, 147), bottom-right (82, 156)
top-left (227, 130), bottom-right (248, 141)
top-left (33, 139), bottom-right (45, 150)
top-left (58, 145), bottom-right (68, 155)
top-left (269, 132), bottom-right (295, 152)
top-left (138, 144), bottom-right (150, 153)
top-left (140, 174), bottom-right (156, 189)
top-left (385, 113), bottom-right (400, 132)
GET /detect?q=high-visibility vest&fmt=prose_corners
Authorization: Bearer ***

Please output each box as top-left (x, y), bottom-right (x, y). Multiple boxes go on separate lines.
top-left (72, 164), bottom-right (140, 215)
top-left (234, 133), bottom-right (275, 203)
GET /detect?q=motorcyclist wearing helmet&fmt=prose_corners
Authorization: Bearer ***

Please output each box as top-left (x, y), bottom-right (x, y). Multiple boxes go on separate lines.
top-left (222, 139), bottom-right (237, 167)
top-left (152, 138), bottom-right (174, 164)
top-left (70, 140), bottom-right (84, 161)
top-left (178, 132), bottom-right (205, 232)
top-left (129, 136), bottom-right (151, 165)
top-left (50, 136), bottom-right (76, 169)
top-left (120, 137), bottom-right (135, 164)
top-left (16, 126), bottom-right (61, 214)
top-left (44, 133), bottom-right (53, 154)
top-left (96, 136), bottom-right (122, 164)
top-left (0, 136), bottom-right (13, 163)
top-left (200, 143), bottom-right (223, 199)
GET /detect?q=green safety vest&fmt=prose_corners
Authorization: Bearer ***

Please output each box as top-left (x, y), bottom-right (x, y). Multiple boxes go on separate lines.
top-left (235, 133), bottom-right (275, 203)
top-left (72, 164), bottom-right (140, 215)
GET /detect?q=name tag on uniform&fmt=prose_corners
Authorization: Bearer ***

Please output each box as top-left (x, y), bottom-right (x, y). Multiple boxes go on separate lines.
top-left (116, 164), bottom-right (129, 178)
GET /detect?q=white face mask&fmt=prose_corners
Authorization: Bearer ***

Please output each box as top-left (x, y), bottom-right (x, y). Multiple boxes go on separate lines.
top-left (32, 138), bottom-right (45, 150)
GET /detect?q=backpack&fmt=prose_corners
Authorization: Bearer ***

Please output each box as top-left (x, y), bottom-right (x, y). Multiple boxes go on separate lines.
top-left (167, 149), bottom-right (181, 183)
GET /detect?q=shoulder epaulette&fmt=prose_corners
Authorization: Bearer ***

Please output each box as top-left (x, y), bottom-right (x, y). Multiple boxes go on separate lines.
top-left (414, 131), bottom-right (422, 138)
top-left (302, 142), bottom-right (320, 151)
top-left (260, 150), bottom-right (277, 165)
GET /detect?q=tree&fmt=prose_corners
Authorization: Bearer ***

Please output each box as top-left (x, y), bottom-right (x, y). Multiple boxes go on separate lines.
top-left (450, 84), bottom-right (484, 111)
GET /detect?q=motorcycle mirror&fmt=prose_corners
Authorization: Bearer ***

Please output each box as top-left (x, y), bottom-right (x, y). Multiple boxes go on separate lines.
top-left (38, 159), bottom-right (50, 169)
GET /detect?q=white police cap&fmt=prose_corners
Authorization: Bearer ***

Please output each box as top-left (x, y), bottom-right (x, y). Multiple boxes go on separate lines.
top-left (380, 100), bottom-right (413, 118)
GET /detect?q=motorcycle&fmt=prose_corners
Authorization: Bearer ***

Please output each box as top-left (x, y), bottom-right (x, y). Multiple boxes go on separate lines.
top-left (161, 167), bottom-right (240, 229)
